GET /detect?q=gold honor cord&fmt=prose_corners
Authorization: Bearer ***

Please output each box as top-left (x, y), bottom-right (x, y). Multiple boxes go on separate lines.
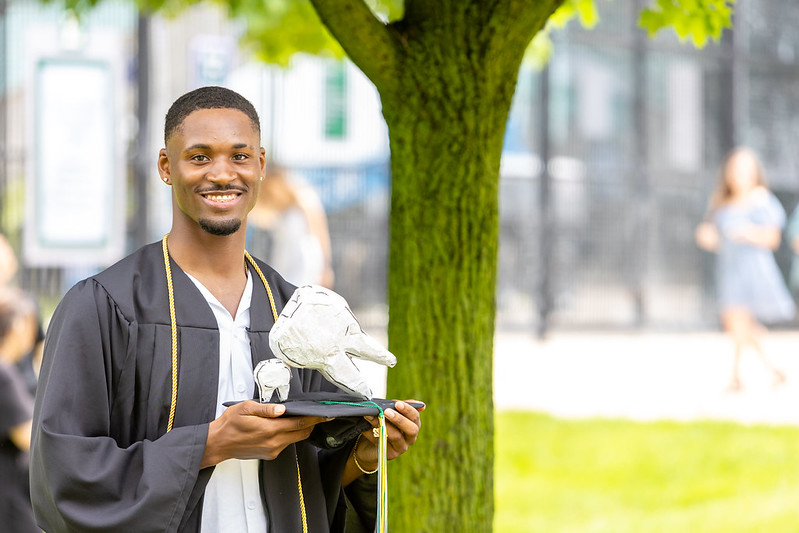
top-left (161, 235), bottom-right (308, 533)
top-left (376, 416), bottom-right (388, 533)
top-left (162, 237), bottom-right (179, 433)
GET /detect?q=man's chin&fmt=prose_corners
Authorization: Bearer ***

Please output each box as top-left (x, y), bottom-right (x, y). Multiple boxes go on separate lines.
top-left (198, 218), bottom-right (242, 236)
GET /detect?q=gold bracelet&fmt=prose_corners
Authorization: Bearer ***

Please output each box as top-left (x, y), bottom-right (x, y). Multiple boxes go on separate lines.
top-left (352, 434), bottom-right (378, 475)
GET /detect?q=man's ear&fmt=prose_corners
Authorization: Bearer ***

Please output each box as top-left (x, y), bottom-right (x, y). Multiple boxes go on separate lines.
top-left (157, 148), bottom-right (171, 185)
top-left (259, 148), bottom-right (267, 181)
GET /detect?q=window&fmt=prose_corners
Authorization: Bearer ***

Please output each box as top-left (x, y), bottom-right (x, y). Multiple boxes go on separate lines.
top-left (324, 62), bottom-right (347, 139)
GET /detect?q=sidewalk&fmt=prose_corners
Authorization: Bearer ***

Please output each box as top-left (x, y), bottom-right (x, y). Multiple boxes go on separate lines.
top-left (493, 330), bottom-right (799, 426)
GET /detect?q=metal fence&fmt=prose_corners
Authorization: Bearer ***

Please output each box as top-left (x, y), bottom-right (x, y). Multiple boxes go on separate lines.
top-left (497, 0), bottom-right (799, 334)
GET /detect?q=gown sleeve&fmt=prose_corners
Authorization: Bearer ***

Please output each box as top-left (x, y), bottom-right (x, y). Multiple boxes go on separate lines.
top-left (30, 279), bottom-right (208, 533)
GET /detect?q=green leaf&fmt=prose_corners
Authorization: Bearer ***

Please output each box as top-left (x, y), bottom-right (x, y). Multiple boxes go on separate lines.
top-left (639, 0), bottom-right (735, 48)
top-left (549, 0), bottom-right (602, 29)
top-left (523, 29), bottom-right (556, 70)
top-left (528, 0), bottom-right (601, 69)
top-left (232, 0), bottom-right (345, 65)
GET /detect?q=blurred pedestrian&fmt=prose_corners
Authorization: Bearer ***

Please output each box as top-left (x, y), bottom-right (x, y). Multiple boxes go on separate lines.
top-left (0, 234), bottom-right (19, 288)
top-left (0, 233), bottom-right (44, 395)
top-left (248, 165), bottom-right (335, 288)
top-left (0, 287), bottom-right (40, 533)
top-left (695, 147), bottom-right (795, 392)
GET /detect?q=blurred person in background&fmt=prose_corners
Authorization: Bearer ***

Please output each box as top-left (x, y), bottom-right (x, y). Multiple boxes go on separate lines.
top-left (0, 287), bottom-right (40, 533)
top-left (247, 165), bottom-right (335, 288)
top-left (695, 147), bottom-right (795, 392)
top-left (0, 233), bottom-right (45, 396)
top-left (0, 234), bottom-right (19, 288)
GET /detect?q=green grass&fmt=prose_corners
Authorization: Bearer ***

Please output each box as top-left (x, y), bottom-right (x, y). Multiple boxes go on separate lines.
top-left (495, 411), bottom-right (799, 532)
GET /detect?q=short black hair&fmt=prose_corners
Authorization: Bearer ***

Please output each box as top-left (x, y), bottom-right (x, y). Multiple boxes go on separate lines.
top-left (164, 86), bottom-right (261, 144)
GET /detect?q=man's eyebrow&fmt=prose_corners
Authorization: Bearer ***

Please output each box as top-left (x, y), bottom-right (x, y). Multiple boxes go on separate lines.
top-left (182, 143), bottom-right (254, 154)
top-left (183, 143), bottom-right (211, 153)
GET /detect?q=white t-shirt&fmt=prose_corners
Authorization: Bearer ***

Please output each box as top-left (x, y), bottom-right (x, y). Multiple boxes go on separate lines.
top-left (186, 271), bottom-right (268, 533)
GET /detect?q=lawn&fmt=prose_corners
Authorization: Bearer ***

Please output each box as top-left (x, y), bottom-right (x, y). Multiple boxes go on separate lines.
top-left (495, 411), bottom-right (799, 532)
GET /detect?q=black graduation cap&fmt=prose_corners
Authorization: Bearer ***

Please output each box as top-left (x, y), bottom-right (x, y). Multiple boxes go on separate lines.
top-left (279, 392), bottom-right (425, 449)
top-left (225, 392), bottom-right (424, 449)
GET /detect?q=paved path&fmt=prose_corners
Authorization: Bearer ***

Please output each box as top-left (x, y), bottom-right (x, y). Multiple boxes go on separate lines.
top-left (494, 331), bottom-right (799, 426)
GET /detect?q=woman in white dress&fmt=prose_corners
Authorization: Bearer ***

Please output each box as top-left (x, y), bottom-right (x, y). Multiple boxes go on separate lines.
top-left (695, 147), bottom-right (794, 391)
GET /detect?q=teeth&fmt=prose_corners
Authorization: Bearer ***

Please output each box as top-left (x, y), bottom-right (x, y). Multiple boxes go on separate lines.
top-left (204, 193), bottom-right (237, 202)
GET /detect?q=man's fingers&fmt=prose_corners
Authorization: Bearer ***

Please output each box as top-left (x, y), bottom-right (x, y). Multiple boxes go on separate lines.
top-left (386, 400), bottom-right (423, 452)
top-left (239, 400), bottom-right (286, 418)
top-left (235, 401), bottom-right (333, 431)
top-left (363, 400), bottom-right (422, 438)
top-left (356, 401), bottom-right (423, 463)
top-left (403, 399), bottom-right (426, 412)
top-left (388, 401), bottom-right (422, 428)
top-left (385, 409), bottom-right (419, 441)
top-left (382, 418), bottom-right (415, 456)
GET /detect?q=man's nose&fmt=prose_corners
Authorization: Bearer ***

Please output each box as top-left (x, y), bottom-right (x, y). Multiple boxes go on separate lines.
top-left (206, 160), bottom-right (237, 183)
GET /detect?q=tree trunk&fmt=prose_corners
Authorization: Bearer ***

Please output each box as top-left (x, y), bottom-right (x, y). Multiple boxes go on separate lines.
top-left (383, 85), bottom-right (503, 531)
top-left (309, 1), bottom-right (564, 530)
top-left (381, 23), bottom-right (524, 533)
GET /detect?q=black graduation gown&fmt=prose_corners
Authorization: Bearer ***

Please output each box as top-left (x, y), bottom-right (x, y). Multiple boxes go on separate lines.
top-left (30, 242), bottom-right (361, 533)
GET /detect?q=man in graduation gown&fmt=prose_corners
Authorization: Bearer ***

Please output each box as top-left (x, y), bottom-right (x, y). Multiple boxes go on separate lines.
top-left (29, 86), bottom-right (422, 533)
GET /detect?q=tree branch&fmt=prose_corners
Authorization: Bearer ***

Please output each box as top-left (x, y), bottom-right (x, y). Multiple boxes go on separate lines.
top-left (482, 0), bottom-right (566, 80)
top-left (309, 0), bottom-right (402, 95)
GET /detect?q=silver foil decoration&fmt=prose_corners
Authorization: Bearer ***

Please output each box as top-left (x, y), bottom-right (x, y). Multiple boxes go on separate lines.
top-left (269, 285), bottom-right (397, 398)
top-left (253, 359), bottom-right (292, 402)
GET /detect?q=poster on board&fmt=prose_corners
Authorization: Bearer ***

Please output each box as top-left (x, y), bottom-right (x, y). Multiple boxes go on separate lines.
top-left (24, 57), bottom-right (124, 266)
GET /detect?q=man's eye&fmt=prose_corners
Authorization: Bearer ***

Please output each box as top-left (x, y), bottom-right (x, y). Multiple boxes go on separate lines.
top-left (191, 154), bottom-right (210, 162)
top-left (232, 153), bottom-right (248, 161)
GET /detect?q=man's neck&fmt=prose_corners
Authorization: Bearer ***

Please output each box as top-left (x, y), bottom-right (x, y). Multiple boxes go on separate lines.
top-left (165, 227), bottom-right (249, 317)
top-left (167, 224), bottom-right (246, 270)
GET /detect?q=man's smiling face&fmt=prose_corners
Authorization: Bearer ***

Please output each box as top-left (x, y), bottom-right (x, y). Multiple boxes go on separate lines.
top-left (158, 107), bottom-right (265, 237)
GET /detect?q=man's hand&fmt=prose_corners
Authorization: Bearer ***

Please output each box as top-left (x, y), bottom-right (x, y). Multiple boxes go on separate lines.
top-left (201, 400), bottom-right (329, 467)
top-left (344, 400), bottom-right (423, 485)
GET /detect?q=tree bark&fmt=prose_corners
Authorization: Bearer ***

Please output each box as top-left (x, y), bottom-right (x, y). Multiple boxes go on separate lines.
top-left (312, 0), bottom-right (563, 530)
top-left (379, 34), bottom-right (513, 533)
top-left (382, 91), bottom-right (502, 531)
